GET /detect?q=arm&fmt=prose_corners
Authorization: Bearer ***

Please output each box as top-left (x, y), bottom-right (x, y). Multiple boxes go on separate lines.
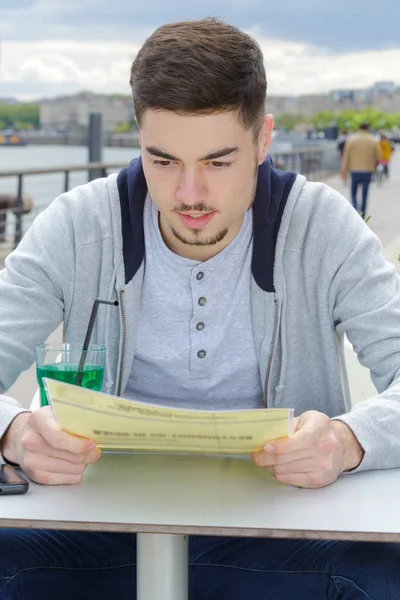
top-left (327, 201), bottom-right (400, 472)
top-left (0, 196), bottom-right (72, 442)
top-left (253, 192), bottom-right (400, 485)
top-left (0, 202), bottom-right (70, 391)
top-left (0, 196), bottom-right (103, 482)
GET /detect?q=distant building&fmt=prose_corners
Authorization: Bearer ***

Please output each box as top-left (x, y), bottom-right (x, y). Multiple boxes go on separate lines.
top-left (298, 94), bottom-right (335, 117)
top-left (266, 96), bottom-right (299, 115)
top-left (267, 81), bottom-right (400, 118)
top-left (330, 89), bottom-right (355, 103)
top-left (38, 80), bottom-right (400, 131)
top-left (371, 81), bottom-right (397, 95)
top-left (40, 93), bottom-right (134, 132)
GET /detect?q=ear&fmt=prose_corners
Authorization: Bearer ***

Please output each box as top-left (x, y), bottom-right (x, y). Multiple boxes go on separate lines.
top-left (257, 114), bottom-right (274, 165)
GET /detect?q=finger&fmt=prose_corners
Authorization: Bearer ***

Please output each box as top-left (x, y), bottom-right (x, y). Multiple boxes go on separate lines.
top-left (46, 446), bottom-right (101, 465)
top-left (264, 412), bottom-right (332, 455)
top-left (24, 454), bottom-right (87, 476)
top-left (252, 447), bottom-right (313, 467)
top-left (270, 471), bottom-right (336, 489)
top-left (30, 470), bottom-right (84, 486)
top-left (268, 456), bottom-right (333, 476)
top-left (45, 446), bottom-right (101, 464)
top-left (86, 447), bottom-right (102, 464)
top-left (253, 433), bottom-right (338, 468)
top-left (22, 430), bottom-right (101, 464)
top-left (30, 410), bottom-right (96, 455)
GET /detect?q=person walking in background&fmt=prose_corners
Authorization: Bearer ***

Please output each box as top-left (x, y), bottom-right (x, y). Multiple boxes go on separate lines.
top-left (341, 122), bottom-right (381, 218)
top-left (336, 129), bottom-right (349, 158)
top-left (378, 132), bottom-right (394, 178)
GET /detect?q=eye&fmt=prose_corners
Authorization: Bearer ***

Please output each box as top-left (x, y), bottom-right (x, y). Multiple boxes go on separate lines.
top-left (153, 160), bottom-right (172, 167)
top-left (210, 161), bottom-right (231, 168)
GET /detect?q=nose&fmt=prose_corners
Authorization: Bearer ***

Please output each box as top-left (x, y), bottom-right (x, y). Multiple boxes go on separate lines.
top-left (176, 168), bottom-right (207, 207)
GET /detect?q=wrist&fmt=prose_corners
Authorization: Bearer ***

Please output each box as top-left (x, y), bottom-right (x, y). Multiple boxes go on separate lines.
top-left (332, 419), bottom-right (364, 472)
top-left (0, 412), bottom-right (30, 465)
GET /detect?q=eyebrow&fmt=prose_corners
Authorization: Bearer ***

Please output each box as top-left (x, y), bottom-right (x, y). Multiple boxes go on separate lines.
top-left (145, 146), bottom-right (239, 162)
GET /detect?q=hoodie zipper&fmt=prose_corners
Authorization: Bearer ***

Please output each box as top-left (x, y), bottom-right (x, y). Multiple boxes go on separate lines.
top-left (117, 289), bottom-right (127, 397)
top-left (263, 297), bottom-right (279, 408)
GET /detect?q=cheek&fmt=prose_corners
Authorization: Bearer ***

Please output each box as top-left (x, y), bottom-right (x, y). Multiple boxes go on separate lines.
top-left (144, 169), bottom-right (176, 204)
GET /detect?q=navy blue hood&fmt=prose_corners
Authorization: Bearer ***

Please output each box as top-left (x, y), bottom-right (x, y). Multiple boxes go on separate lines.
top-left (117, 156), bottom-right (297, 292)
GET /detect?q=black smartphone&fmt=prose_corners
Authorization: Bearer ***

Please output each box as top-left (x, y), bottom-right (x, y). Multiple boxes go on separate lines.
top-left (0, 464), bottom-right (29, 495)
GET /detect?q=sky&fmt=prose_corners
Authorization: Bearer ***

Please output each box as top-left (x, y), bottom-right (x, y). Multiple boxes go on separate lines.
top-left (0, 0), bottom-right (399, 101)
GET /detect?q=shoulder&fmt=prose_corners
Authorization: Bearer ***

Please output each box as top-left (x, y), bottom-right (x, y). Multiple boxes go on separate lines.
top-left (284, 180), bottom-right (367, 258)
top-left (33, 173), bottom-right (120, 247)
top-left (54, 173), bottom-right (118, 213)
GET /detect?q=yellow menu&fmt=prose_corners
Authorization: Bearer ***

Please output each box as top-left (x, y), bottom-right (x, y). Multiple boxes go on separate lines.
top-left (44, 378), bottom-right (294, 455)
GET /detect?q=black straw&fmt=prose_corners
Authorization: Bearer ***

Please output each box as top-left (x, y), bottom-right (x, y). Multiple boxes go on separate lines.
top-left (75, 298), bottom-right (119, 386)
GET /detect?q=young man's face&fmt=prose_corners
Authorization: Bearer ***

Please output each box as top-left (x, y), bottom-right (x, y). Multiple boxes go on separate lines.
top-left (140, 109), bottom-right (273, 260)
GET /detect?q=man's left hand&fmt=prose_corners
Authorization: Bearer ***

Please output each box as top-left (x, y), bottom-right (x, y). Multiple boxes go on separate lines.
top-left (251, 411), bottom-right (364, 488)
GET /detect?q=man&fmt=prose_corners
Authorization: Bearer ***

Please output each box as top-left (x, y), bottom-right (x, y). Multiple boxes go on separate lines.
top-left (1, 18), bottom-right (400, 599)
top-left (341, 122), bottom-right (381, 217)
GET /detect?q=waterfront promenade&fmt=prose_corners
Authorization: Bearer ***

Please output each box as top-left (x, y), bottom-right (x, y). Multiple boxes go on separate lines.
top-left (1, 153), bottom-right (400, 408)
top-left (324, 152), bottom-right (400, 268)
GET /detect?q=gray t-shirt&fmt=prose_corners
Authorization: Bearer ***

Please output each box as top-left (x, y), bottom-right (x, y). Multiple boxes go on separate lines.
top-left (123, 196), bottom-right (264, 410)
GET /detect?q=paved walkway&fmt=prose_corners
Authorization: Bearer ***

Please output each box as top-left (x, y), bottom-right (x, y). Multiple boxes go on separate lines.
top-left (2, 154), bottom-right (400, 407)
top-left (324, 152), bottom-right (400, 267)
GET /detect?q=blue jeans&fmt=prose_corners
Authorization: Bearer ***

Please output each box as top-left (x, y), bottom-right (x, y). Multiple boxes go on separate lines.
top-left (0, 530), bottom-right (400, 599)
top-left (350, 171), bottom-right (372, 217)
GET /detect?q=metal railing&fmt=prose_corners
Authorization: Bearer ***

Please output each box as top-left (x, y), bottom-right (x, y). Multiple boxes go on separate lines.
top-left (0, 147), bottom-right (340, 252)
top-left (0, 161), bottom-right (126, 250)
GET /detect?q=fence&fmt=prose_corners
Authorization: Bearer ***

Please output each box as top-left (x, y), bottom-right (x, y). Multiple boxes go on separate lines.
top-left (0, 146), bottom-right (340, 253)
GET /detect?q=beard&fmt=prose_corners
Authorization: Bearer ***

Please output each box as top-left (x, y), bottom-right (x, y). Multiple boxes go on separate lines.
top-left (170, 224), bottom-right (229, 247)
top-left (169, 162), bottom-right (259, 248)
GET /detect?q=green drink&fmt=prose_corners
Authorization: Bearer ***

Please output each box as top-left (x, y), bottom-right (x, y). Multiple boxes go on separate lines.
top-left (35, 343), bottom-right (106, 407)
top-left (37, 363), bottom-right (104, 406)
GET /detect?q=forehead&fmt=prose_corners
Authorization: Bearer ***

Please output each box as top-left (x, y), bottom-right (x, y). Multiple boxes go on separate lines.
top-left (140, 109), bottom-right (253, 158)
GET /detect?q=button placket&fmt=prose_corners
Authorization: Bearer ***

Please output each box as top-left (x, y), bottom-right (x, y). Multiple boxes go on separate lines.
top-left (190, 268), bottom-right (210, 378)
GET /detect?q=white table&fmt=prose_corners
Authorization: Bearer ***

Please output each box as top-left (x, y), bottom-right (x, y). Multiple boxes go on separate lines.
top-left (1, 453), bottom-right (400, 599)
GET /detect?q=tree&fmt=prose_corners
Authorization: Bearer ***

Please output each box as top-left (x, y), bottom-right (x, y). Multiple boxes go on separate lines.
top-left (310, 111), bottom-right (336, 131)
top-left (275, 112), bottom-right (305, 131)
top-left (0, 103), bottom-right (40, 130)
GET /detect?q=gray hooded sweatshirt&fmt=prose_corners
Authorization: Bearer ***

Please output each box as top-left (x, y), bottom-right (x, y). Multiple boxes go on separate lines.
top-left (1, 157), bottom-right (400, 473)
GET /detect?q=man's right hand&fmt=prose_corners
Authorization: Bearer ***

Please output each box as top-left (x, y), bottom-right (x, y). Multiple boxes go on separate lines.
top-left (0, 407), bottom-right (102, 485)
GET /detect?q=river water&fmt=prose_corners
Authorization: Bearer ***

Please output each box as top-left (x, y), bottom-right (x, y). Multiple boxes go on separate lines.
top-left (0, 145), bottom-right (142, 237)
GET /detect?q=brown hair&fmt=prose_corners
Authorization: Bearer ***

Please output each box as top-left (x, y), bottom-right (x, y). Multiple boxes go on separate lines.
top-left (130, 18), bottom-right (267, 134)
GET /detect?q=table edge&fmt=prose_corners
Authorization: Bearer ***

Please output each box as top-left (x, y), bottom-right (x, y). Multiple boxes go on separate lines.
top-left (0, 519), bottom-right (398, 542)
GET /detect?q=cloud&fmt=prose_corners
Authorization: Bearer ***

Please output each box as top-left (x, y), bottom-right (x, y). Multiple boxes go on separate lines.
top-left (0, 0), bottom-right (400, 52)
top-left (1, 36), bottom-right (400, 101)
top-left (1, 1), bottom-right (399, 100)
top-left (0, 39), bottom-right (136, 99)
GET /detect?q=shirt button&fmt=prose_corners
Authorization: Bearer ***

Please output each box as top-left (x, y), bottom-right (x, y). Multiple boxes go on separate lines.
top-left (197, 350), bottom-right (206, 359)
top-left (198, 297), bottom-right (207, 306)
top-left (196, 322), bottom-right (205, 331)
top-left (196, 272), bottom-right (204, 281)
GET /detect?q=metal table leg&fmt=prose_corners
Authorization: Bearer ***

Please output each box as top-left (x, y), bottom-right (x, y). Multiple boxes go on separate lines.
top-left (137, 533), bottom-right (188, 600)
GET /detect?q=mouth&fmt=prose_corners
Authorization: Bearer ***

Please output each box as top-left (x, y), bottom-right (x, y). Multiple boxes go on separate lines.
top-left (176, 211), bottom-right (216, 229)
